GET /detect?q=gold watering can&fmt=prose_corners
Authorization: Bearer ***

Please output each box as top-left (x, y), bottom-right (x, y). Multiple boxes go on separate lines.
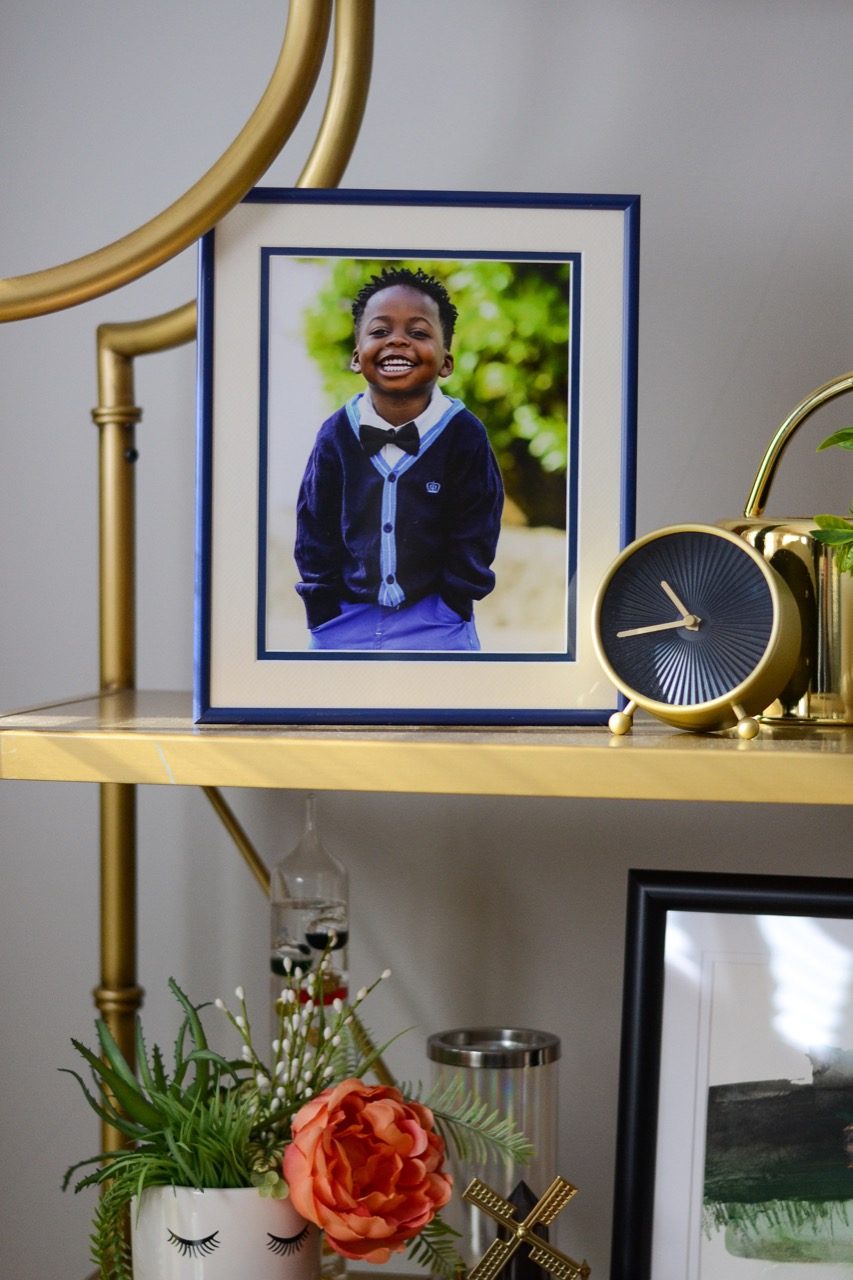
top-left (719, 371), bottom-right (853, 725)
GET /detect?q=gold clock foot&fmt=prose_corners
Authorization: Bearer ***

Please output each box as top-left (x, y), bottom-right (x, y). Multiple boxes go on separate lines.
top-left (608, 702), bottom-right (636, 735)
top-left (733, 704), bottom-right (760, 740)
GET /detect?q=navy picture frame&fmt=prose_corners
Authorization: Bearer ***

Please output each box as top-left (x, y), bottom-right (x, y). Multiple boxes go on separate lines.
top-left (195, 188), bottom-right (639, 725)
top-left (611, 869), bottom-right (853, 1280)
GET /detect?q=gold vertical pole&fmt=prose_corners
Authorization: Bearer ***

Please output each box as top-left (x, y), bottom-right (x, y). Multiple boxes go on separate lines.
top-left (92, 346), bottom-right (142, 1157)
top-left (94, 353), bottom-right (139, 690)
top-left (91, 307), bottom-right (197, 1154)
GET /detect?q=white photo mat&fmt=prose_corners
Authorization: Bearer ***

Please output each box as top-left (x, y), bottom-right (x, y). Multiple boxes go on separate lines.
top-left (195, 189), bottom-right (639, 724)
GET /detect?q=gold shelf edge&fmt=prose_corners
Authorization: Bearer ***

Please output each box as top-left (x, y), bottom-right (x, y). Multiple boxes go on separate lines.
top-left (1, 691), bottom-right (851, 804)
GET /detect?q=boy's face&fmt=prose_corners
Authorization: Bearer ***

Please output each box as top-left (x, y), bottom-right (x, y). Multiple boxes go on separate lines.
top-left (351, 285), bottom-right (453, 403)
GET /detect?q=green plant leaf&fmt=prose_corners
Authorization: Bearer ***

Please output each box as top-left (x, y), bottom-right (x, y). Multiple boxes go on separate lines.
top-left (67, 1038), bottom-right (164, 1131)
top-left (134, 1020), bottom-right (157, 1096)
top-left (349, 1027), bottom-right (411, 1083)
top-left (811, 515), bottom-right (853, 575)
top-left (251, 1169), bottom-right (289, 1199)
top-left (95, 1017), bottom-right (143, 1095)
top-left (163, 1127), bottom-right (203, 1189)
top-left (812, 513), bottom-right (853, 531)
top-left (168, 978), bottom-right (210, 1100)
top-left (426, 1076), bottom-right (535, 1167)
top-left (817, 426), bottom-right (853, 451)
top-left (150, 1040), bottom-right (170, 1093)
top-left (811, 527), bottom-right (853, 545)
top-left (838, 542), bottom-right (853, 574)
top-left (405, 1214), bottom-right (463, 1279)
top-left (58, 1067), bottom-right (151, 1140)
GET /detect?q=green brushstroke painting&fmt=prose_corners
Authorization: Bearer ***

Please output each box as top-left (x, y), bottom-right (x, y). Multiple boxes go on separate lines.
top-left (703, 1050), bottom-right (853, 1262)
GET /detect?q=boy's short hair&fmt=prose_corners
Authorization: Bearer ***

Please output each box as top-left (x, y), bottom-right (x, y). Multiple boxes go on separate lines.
top-left (352, 266), bottom-right (458, 346)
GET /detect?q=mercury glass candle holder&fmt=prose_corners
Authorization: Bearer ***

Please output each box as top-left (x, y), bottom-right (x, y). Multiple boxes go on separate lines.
top-left (427, 1027), bottom-right (561, 1271)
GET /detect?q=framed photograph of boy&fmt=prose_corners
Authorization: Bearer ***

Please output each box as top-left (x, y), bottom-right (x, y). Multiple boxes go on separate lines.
top-left (195, 187), bottom-right (639, 724)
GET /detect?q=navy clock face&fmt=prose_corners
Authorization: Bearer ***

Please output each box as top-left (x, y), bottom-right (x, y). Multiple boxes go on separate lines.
top-left (597, 529), bottom-right (776, 707)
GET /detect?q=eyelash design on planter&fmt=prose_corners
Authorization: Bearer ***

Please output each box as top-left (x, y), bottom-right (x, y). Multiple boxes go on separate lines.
top-left (167, 1229), bottom-right (220, 1258)
top-left (267, 1225), bottom-right (311, 1256)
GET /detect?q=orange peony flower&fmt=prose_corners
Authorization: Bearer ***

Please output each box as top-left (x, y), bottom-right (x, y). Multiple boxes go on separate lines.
top-left (283, 1078), bottom-right (453, 1263)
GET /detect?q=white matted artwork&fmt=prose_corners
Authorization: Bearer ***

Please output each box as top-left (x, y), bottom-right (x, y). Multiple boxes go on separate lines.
top-left (612, 870), bottom-right (853, 1280)
top-left (195, 188), bottom-right (639, 724)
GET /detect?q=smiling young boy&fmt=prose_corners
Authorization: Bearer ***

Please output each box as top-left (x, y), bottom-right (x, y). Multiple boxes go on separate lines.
top-left (294, 266), bottom-right (504, 651)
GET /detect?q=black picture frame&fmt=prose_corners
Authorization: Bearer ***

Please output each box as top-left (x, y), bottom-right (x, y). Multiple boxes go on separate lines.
top-left (611, 869), bottom-right (853, 1280)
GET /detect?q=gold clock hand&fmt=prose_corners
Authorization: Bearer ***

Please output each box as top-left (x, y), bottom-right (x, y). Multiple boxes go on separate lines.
top-left (617, 615), bottom-right (700, 638)
top-left (659, 579), bottom-right (693, 618)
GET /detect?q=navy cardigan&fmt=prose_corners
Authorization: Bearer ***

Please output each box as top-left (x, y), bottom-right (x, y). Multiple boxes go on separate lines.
top-left (294, 396), bottom-right (504, 630)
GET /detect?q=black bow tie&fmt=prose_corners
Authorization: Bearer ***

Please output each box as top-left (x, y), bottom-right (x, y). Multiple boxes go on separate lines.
top-left (359, 421), bottom-right (420, 456)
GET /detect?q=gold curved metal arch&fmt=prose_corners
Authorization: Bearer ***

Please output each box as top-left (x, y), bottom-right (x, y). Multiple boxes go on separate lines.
top-left (297, 0), bottom-right (374, 188)
top-left (0, 0), bottom-right (332, 322)
top-left (91, 0), bottom-right (374, 359)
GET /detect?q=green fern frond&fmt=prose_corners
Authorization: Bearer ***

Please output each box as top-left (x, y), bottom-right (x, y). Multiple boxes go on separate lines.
top-left (426, 1076), bottom-right (535, 1167)
top-left (405, 1214), bottom-right (464, 1279)
top-left (89, 1171), bottom-right (136, 1280)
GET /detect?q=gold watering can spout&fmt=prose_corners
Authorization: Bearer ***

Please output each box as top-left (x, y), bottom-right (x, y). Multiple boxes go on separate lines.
top-left (744, 371), bottom-right (853, 519)
top-left (719, 370), bottom-right (853, 726)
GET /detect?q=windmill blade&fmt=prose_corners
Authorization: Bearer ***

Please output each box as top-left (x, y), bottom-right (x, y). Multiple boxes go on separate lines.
top-left (464, 1179), bottom-right (519, 1231)
top-left (526, 1177), bottom-right (578, 1227)
top-left (467, 1239), bottom-right (518, 1280)
top-left (527, 1241), bottom-right (587, 1280)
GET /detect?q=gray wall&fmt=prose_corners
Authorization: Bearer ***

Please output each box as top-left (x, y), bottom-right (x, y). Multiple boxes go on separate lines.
top-left (1, 3), bottom-right (852, 1276)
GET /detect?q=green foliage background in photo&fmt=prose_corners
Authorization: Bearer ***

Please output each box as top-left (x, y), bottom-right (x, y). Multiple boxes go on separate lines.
top-left (301, 257), bottom-right (571, 529)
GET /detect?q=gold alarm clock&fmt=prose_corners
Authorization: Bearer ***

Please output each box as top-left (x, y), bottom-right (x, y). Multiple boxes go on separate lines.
top-left (592, 524), bottom-right (802, 737)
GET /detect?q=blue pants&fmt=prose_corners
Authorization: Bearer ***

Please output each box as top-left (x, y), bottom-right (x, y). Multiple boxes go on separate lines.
top-left (308, 593), bottom-right (481, 652)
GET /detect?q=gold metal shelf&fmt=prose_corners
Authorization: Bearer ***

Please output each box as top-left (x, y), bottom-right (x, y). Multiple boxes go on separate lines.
top-left (2, 690), bottom-right (851, 804)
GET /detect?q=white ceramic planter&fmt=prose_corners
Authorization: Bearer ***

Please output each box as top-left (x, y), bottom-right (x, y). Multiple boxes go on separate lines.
top-left (131, 1186), bottom-right (321, 1280)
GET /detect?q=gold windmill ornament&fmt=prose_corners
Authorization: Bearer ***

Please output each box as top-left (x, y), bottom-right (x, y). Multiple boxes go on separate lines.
top-left (463, 1175), bottom-right (591, 1280)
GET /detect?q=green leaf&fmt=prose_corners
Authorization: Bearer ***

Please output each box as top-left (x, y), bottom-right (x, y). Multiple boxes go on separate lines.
top-left (95, 1017), bottom-right (141, 1093)
top-left (348, 1027), bottom-right (411, 1082)
top-left (62, 1149), bottom-right (124, 1192)
top-left (59, 1069), bottom-right (151, 1145)
top-left (810, 515), bottom-right (853, 575)
top-left (811, 527), bottom-right (853, 546)
top-left (405, 1214), bottom-right (463, 1279)
top-left (163, 1127), bottom-right (203, 1189)
top-left (426, 1076), bottom-right (535, 1167)
top-left (67, 1038), bottom-right (165, 1131)
top-left (168, 978), bottom-right (210, 1099)
top-left (817, 426), bottom-right (853, 451)
top-left (812, 513), bottom-right (853, 531)
top-left (150, 1040), bottom-right (170, 1093)
top-left (134, 1020), bottom-right (161, 1098)
top-left (251, 1169), bottom-right (289, 1199)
